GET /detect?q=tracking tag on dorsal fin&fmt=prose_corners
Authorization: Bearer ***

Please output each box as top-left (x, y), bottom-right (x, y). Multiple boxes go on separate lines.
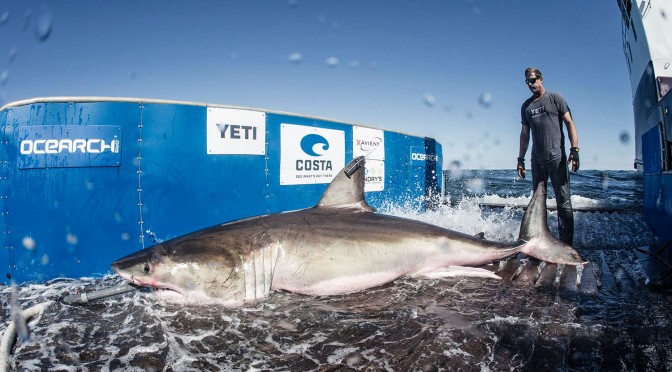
top-left (316, 156), bottom-right (376, 212)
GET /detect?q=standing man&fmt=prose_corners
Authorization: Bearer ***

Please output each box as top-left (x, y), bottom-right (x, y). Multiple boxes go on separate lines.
top-left (517, 67), bottom-right (580, 246)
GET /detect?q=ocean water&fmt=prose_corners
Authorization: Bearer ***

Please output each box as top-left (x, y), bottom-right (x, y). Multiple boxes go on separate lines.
top-left (1, 169), bottom-right (671, 371)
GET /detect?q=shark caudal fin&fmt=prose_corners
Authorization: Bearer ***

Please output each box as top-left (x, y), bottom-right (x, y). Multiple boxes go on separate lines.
top-left (518, 183), bottom-right (587, 266)
top-left (316, 156), bottom-right (376, 212)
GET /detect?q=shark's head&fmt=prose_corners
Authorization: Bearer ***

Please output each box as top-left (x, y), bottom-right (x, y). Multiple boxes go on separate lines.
top-left (112, 245), bottom-right (184, 293)
top-left (112, 243), bottom-right (247, 304)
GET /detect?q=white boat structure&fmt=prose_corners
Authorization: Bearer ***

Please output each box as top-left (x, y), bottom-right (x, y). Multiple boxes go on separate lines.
top-left (618, 0), bottom-right (672, 285)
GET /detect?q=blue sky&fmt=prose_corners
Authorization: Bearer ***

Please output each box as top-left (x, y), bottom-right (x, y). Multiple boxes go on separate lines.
top-left (0, 0), bottom-right (635, 170)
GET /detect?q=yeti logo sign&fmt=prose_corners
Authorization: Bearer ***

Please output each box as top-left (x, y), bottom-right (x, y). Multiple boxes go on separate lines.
top-left (207, 107), bottom-right (266, 155)
top-left (17, 125), bottom-right (122, 169)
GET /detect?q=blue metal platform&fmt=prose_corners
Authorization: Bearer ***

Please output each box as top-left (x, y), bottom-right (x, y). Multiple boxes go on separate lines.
top-left (0, 97), bottom-right (443, 283)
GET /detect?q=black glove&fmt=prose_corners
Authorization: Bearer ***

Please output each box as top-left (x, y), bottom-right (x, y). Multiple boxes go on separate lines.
top-left (517, 157), bottom-right (526, 179)
top-left (568, 147), bottom-right (580, 172)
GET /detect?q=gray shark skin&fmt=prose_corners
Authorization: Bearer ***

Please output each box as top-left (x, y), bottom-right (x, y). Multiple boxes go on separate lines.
top-left (112, 157), bottom-right (586, 306)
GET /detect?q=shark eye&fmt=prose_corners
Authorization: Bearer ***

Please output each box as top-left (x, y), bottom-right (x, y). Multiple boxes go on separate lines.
top-left (143, 263), bottom-right (151, 274)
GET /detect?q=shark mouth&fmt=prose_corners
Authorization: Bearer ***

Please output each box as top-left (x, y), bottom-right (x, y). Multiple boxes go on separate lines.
top-left (118, 272), bottom-right (185, 296)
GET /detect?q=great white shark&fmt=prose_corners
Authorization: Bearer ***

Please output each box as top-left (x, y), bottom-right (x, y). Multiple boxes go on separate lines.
top-left (112, 156), bottom-right (586, 305)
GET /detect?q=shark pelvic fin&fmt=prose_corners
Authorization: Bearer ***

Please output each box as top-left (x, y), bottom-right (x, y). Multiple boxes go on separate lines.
top-left (316, 156), bottom-right (376, 212)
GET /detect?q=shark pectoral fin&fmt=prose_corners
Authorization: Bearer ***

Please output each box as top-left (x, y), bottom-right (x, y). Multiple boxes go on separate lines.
top-left (413, 266), bottom-right (501, 280)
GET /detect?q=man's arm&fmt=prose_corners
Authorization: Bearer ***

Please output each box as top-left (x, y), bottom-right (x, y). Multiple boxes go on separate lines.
top-left (563, 111), bottom-right (580, 171)
top-left (519, 124), bottom-right (530, 159)
top-left (517, 124), bottom-right (530, 179)
top-left (563, 111), bottom-right (578, 148)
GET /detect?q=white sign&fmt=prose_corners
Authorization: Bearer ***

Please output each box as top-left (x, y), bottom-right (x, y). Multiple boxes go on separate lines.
top-left (280, 124), bottom-right (345, 185)
top-left (353, 126), bottom-right (385, 191)
top-left (207, 107), bottom-right (266, 155)
top-left (364, 159), bottom-right (385, 192)
top-left (353, 126), bottom-right (385, 160)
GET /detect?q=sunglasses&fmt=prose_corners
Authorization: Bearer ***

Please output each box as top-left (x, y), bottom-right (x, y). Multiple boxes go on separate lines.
top-left (525, 77), bottom-right (539, 85)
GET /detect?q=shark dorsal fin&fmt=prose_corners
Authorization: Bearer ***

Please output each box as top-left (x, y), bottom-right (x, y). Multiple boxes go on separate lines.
top-left (316, 156), bottom-right (376, 212)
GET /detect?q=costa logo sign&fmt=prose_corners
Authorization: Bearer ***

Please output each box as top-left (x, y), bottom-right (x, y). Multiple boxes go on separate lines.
top-left (280, 124), bottom-right (345, 185)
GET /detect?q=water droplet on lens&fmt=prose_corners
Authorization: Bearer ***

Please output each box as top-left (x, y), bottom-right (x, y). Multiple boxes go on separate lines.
top-left (325, 57), bottom-right (339, 67)
top-left (0, 70), bottom-right (8, 87)
top-left (619, 130), bottom-right (630, 145)
top-left (34, 9), bottom-right (53, 42)
top-left (661, 9), bottom-right (667, 20)
top-left (9, 47), bottom-right (18, 63)
top-left (423, 94), bottom-right (436, 107)
top-left (22, 9), bottom-right (32, 32)
top-left (22, 236), bottom-right (36, 250)
top-left (287, 0), bottom-right (298, 7)
top-left (40, 254), bottom-right (49, 265)
top-left (129, 71), bottom-right (137, 80)
top-left (66, 233), bottom-right (78, 245)
top-left (368, 61), bottom-right (378, 69)
top-left (478, 92), bottom-right (492, 109)
top-left (466, 177), bottom-right (485, 194)
top-left (0, 11), bottom-right (9, 26)
top-left (448, 160), bottom-right (463, 179)
top-left (288, 52), bottom-right (303, 64)
top-left (601, 172), bottom-right (610, 190)
top-left (349, 60), bottom-right (359, 68)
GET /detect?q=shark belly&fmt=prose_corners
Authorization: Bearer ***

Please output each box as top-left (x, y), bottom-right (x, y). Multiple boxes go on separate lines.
top-left (271, 233), bottom-right (441, 295)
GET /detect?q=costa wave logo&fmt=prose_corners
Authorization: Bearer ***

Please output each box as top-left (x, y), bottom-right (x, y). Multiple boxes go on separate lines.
top-left (20, 138), bottom-right (120, 155)
top-left (356, 137), bottom-right (382, 152)
top-left (300, 134), bottom-right (329, 156)
top-left (298, 134), bottom-right (332, 171)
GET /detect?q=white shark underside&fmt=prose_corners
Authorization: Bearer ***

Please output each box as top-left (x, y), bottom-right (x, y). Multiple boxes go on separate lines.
top-left (112, 157), bottom-right (586, 306)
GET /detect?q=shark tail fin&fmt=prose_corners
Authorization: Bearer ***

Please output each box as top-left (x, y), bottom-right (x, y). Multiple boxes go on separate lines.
top-left (316, 156), bottom-right (376, 212)
top-left (518, 183), bottom-right (587, 266)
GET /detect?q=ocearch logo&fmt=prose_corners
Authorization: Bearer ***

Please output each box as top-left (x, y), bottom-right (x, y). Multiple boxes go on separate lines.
top-left (20, 138), bottom-right (120, 155)
top-left (411, 152), bottom-right (438, 162)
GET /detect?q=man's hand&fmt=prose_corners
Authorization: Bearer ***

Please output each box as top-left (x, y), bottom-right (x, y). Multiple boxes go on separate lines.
top-left (568, 147), bottom-right (580, 172)
top-left (517, 158), bottom-right (526, 179)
